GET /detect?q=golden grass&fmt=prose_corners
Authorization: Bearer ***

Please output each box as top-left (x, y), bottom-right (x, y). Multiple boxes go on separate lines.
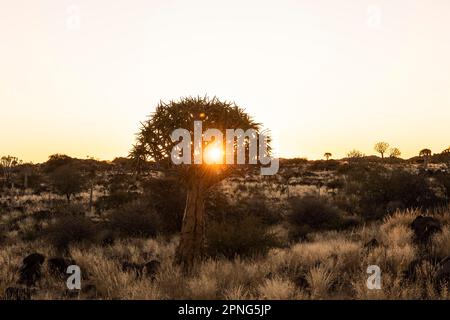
top-left (0, 206), bottom-right (449, 300)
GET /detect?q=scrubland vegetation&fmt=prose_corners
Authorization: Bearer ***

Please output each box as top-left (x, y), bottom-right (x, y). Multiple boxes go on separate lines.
top-left (1, 151), bottom-right (450, 300)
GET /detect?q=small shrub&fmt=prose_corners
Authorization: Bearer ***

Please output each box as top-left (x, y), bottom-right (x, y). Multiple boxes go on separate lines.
top-left (288, 196), bottom-right (345, 239)
top-left (51, 202), bottom-right (86, 216)
top-left (95, 173), bottom-right (139, 212)
top-left (241, 196), bottom-right (281, 225)
top-left (109, 200), bottom-right (161, 238)
top-left (207, 191), bottom-right (281, 225)
top-left (206, 216), bottom-right (280, 259)
top-left (95, 191), bottom-right (138, 212)
top-left (44, 215), bottom-right (96, 250)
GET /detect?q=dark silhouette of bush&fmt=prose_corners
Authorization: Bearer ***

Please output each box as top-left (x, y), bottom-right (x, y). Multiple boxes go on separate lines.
top-left (206, 189), bottom-right (281, 225)
top-left (435, 171), bottom-right (450, 201)
top-left (309, 160), bottom-right (341, 171)
top-left (326, 178), bottom-right (345, 191)
top-left (43, 154), bottom-right (74, 173)
top-left (95, 173), bottom-right (139, 212)
top-left (344, 167), bottom-right (444, 218)
top-left (50, 202), bottom-right (86, 216)
top-left (280, 158), bottom-right (308, 166)
top-left (44, 215), bottom-right (96, 251)
top-left (243, 195), bottom-right (281, 225)
top-left (95, 191), bottom-right (138, 212)
top-left (141, 177), bottom-right (185, 234)
top-left (12, 165), bottom-right (43, 191)
top-left (287, 196), bottom-right (346, 239)
top-left (206, 215), bottom-right (280, 259)
top-left (49, 164), bottom-right (85, 203)
top-left (109, 200), bottom-right (161, 238)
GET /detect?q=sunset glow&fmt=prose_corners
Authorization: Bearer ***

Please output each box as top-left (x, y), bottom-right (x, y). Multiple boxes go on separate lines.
top-left (1, 0), bottom-right (450, 162)
top-left (204, 144), bottom-right (224, 165)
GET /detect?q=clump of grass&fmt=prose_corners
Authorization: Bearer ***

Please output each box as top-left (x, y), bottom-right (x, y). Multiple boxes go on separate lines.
top-left (223, 285), bottom-right (250, 300)
top-left (258, 277), bottom-right (296, 299)
top-left (432, 225), bottom-right (450, 257)
top-left (186, 273), bottom-right (219, 299)
top-left (307, 265), bottom-right (334, 299)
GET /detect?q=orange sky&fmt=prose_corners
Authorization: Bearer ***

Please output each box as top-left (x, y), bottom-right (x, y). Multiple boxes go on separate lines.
top-left (1, 0), bottom-right (449, 163)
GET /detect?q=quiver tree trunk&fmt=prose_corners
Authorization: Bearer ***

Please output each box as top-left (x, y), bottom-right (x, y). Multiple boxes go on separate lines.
top-left (89, 181), bottom-right (94, 213)
top-left (176, 180), bottom-right (206, 272)
top-left (424, 157), bottom-right (429, 169)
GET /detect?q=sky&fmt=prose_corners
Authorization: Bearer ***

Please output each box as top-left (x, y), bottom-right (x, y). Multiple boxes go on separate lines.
top-left (1, 0), bottom-right (450, 163)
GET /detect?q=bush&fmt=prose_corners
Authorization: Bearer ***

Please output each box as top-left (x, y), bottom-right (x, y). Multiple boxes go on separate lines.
top-left (44, 215), bottom-right (96, 250)
top-left (95, 173), bottom-right (139, 212)
top-left (205, 189), bottom-right (282, 259)
top-left (206, 190), bottom-right (281, 225)
top-left (242, 196), bottom-right (281, 225)
top-left (49, 163), bottom-right (85, 202)
top-left (206, 216), bottom-right (280, 259)
top-left (95, 191), bottom-right (138, 212)
top-left (287, 196), bottom-right (345, 239)
top-left (344, 167), bottom-right (444, 218)
top-left (435, 172), bottom-right (450, 201)
top-left (309, 160), bottom-right (341, 171)
top-left (51, 202), bottom-right (86, 216)
top-left (142, 177), bottom-right (185, 234)
top-left (109, 200), bottom-right (161, 238)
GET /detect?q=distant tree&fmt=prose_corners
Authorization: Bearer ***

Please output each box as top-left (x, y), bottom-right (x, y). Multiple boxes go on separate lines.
top-left (44, 154), bottom-right (73, 173)
top-left (83, 157), bottom-right (100, 212)
top-left (419, 148), bottom-right (432, 157)
top-left (442, 147), bottom-right (450, 154)
top-left (347, 149), bottom-right (364, 159)
top-left (324, 152), bottom-right (332, 160)
top-left (132, 96), bottom-right (269, 271)
top-left (49, 164), bottom-right (85, 203)
top-left (1, 155), bottom-right (21, 188)
top-left (419, 148), bottom-right (432, 169)
top-left (389, 147), bottom-right (401, 158)
top-left (111, 157), bottom-right (134, 172)
top-left (128, 143), bottom-right (148, 174)
top-left (19, 163), bottom-right (33, 190)
top-left (374, 142), bottom-right (390, 159)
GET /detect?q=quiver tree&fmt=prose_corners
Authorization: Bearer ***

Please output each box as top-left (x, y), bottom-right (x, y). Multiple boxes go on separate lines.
top-left (389, 147), bottom-right (401, 158)
top-left (18, 163), bottom-right (34, 192)
top-left (83, 157), bottom-right (100, 213)
top-left (374, 142), bottom-right (389, 159)
top-left (1, 155), bottom-right (21, 189)
top-left (347, 149), bottom-right (364, 160)
top-left (132, 96), bottom-right (270, 271)
top-left (419, 148), bottom-right (432, 169)
top-left (324, 152), bottom-right (332, 161)
top-left (129, 143), bottom-right (149, 175)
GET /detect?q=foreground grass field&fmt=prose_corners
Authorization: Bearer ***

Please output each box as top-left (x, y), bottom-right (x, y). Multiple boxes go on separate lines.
top-left (1, 205), bottom-right (450, 300)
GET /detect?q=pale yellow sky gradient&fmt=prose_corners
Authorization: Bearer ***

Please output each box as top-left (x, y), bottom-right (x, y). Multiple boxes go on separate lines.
top-left (1, 0), bottom-right (449, 163)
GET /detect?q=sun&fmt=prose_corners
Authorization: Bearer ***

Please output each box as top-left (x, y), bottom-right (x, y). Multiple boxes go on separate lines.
top-left (204, 144), bottom-right (224, 164)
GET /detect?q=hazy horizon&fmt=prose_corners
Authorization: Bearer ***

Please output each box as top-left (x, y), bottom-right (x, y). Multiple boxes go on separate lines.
top-left (2, 0), bottom-right (450, 163)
